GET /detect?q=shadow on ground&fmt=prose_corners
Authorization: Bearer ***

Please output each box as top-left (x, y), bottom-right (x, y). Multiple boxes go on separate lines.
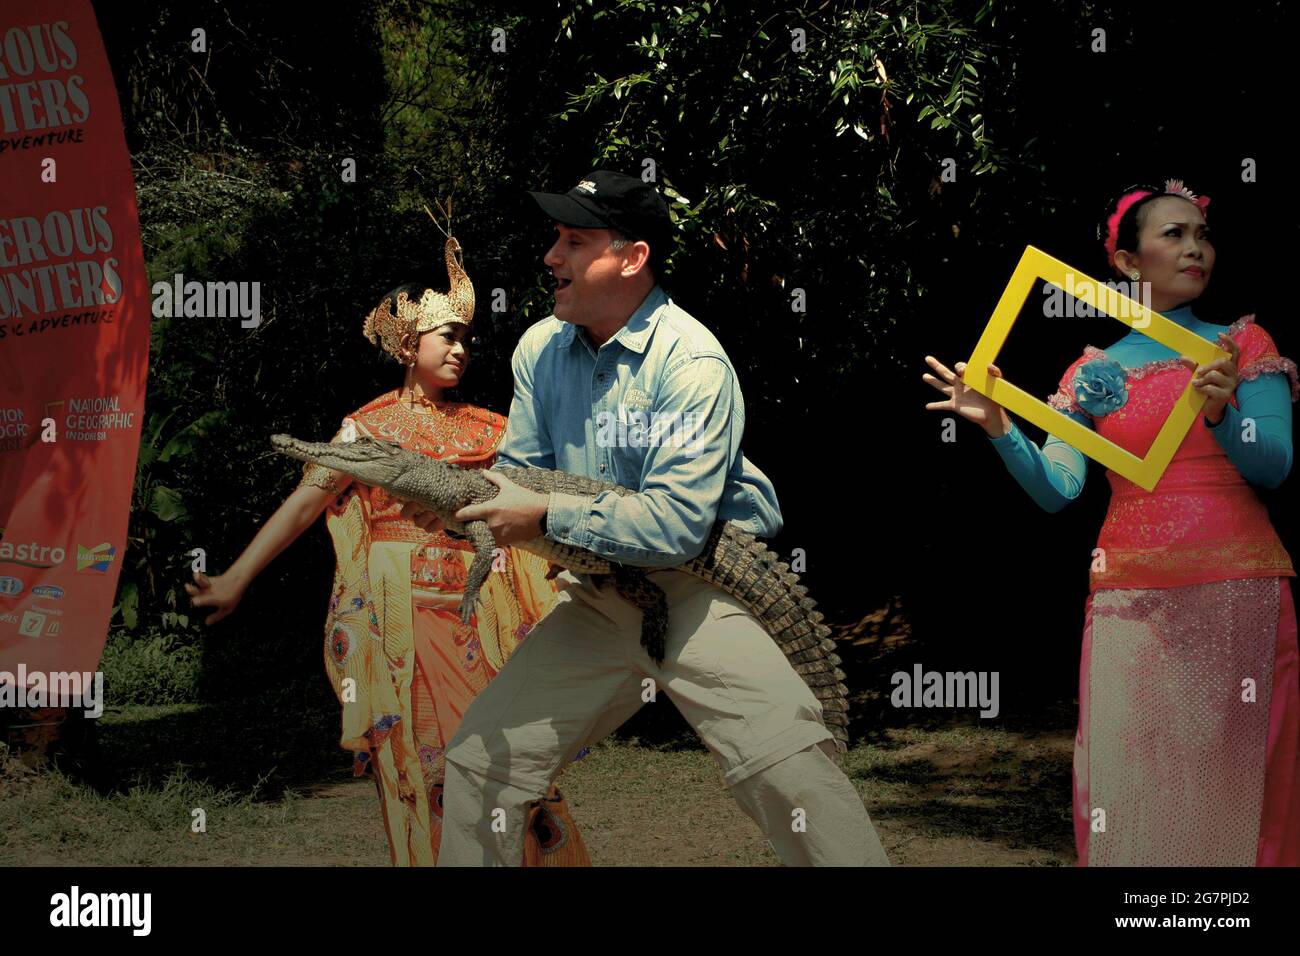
top-left (46, 678), bottom-right (349, 801)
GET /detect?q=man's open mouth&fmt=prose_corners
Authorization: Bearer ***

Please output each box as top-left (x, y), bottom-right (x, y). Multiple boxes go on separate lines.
top-left (556, 276), bottom-right (572, 290)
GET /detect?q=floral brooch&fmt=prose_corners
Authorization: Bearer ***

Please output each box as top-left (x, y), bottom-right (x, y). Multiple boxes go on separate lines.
top-left (1073, 358), bottom-right (1129, 417)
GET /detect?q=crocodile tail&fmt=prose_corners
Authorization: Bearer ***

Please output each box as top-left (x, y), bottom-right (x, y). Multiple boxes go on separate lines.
top-left (688, 526), bottom-right (851, 754)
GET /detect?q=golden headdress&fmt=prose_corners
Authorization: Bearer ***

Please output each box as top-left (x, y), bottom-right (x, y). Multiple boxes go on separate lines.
top-left (363, 200), bottom-right (475, 365)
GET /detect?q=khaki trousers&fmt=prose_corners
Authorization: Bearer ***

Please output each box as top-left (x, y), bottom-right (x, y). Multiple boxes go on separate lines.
top-left (437, 568), bottom-right (890, 866)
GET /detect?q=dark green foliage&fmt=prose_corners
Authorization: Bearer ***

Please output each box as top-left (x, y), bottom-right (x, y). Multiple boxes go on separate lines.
top-left (98, 0), bottom-right (1288, 712)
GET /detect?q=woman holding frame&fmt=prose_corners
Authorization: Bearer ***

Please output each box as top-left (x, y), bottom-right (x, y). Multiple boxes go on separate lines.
top-left (923, 180), bottom-right (1299, 865)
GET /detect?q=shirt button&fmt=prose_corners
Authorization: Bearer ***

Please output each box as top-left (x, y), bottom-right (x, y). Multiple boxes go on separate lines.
top-left (597, 373), bottom-right (606, 382)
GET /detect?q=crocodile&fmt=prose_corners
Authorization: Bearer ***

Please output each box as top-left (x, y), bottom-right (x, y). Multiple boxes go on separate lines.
top-left (271, 433), bottom-right (851, 751)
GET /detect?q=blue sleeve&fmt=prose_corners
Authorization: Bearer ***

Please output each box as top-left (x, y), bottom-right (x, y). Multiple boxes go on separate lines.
top-left (986, 414), bottom-right (1090, 513)
top-left (1205, 374), bottom-right (1294, 489)
top-left (547, 357), bottom-right (738, 567)
top-left (494, 335), bottom-right (556, 472)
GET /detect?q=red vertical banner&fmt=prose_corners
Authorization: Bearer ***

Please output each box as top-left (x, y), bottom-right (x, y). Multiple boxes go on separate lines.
top-left (0, 2), bottom-right (149, 677)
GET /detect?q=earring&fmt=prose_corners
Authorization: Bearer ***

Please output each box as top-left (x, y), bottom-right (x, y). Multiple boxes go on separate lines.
top-left (1130, 271), bottom-right (1140, 281)
top-left (403, 363), bottom-right (417, 404)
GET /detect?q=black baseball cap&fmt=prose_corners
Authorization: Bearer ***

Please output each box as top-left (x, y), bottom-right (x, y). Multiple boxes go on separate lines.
top-left (528, 170), bottom-right (672, 254)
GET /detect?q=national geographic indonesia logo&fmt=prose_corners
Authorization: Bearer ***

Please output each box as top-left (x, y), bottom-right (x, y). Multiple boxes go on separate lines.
top-left (50, 395), bottom-right (137, 442)
top-left (0, 397), bottom-right (137, 451)
top-left (0, 406), bottom-right (28, 452)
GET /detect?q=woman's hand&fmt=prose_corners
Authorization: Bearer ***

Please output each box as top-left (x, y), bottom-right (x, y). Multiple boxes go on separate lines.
top-left (1181, 333), bottom-right (1241, 425)
top-left (184, 570), bottom-right (248, 625)
top-left (923, 355), bottom-right (1012, 438)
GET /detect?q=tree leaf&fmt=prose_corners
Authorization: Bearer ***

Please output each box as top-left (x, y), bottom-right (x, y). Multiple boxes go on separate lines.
top-left (149, 485), bottom-right (188, 522)
top-left (119, 581), bottom-right (139, 630)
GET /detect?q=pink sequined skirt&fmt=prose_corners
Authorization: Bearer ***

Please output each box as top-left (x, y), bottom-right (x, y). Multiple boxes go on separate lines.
top-left (1073, 578), bottom-right (1300, 865)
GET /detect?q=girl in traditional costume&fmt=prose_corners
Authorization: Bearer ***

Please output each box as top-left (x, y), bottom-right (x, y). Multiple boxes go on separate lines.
top-left (186, 234), bottom-right (589, 866)
top-left (923, 180), bottom-right (1299, 865)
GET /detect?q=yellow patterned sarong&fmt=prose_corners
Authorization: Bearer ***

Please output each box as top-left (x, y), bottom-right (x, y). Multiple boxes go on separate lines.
top-left (305, 392), bottom-right (589, 865)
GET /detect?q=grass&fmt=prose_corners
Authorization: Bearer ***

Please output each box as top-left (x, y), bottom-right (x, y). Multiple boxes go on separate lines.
top-left (1, 703), bottom-right (1076, 866)
top-left (0, 601), bottom-right (1078, 866)
top-left (845, 726), bottom-right (1075, 865)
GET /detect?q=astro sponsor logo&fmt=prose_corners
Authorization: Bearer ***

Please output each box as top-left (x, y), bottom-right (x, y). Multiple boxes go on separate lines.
top-left (32, 584), bottom-right (65, 599)
top-left (0, 575), bottom-right (23, 596)
top-left (0, 539), bottom-right (65, 569)
top-left (76, 542), bottom-right (116, 573)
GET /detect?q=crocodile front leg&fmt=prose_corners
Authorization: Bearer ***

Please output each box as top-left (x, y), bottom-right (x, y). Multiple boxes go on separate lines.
top-left (459, 520), bottom-right (499, 625)
top-left (610, 564), bottom-right (669, 663)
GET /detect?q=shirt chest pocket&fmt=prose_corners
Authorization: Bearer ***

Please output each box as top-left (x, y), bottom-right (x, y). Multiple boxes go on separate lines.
top-left (608, 403), bottom-right (655, 485)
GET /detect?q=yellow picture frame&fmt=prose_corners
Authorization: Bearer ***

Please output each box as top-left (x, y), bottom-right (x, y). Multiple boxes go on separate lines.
top-left (962, 246), bottom-right (1227, 492)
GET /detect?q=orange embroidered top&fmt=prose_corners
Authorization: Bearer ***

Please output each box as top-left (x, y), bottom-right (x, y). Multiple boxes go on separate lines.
top-left (300, 389), bottom-right (505, 591)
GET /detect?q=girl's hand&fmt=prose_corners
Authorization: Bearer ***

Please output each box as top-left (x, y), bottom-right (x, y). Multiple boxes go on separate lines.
top-left (400, 502), bottom-right (446, 533)
top-left (184, 570), bottom-right (247, 625)
top-left (923, 356), bottom-right (1012, 437)
top-left (1180, 333), bottom-right (1241, 425)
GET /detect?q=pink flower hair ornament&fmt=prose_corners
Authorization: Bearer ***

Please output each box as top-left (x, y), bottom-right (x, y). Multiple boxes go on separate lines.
top-left (1104, 179), bottom-right (1211, 268)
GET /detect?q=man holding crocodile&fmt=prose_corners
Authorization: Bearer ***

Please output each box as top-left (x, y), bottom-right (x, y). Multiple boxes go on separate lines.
top-left (402, 170), bottom-right (890, 866)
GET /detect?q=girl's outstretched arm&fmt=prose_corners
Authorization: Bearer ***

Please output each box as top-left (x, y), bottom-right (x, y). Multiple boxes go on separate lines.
top-left (185, 478), bottom-right (342, 625)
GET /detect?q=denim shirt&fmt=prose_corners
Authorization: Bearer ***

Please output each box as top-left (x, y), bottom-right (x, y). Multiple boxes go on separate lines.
top-left (495, 284), bottom-right (783, 567)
